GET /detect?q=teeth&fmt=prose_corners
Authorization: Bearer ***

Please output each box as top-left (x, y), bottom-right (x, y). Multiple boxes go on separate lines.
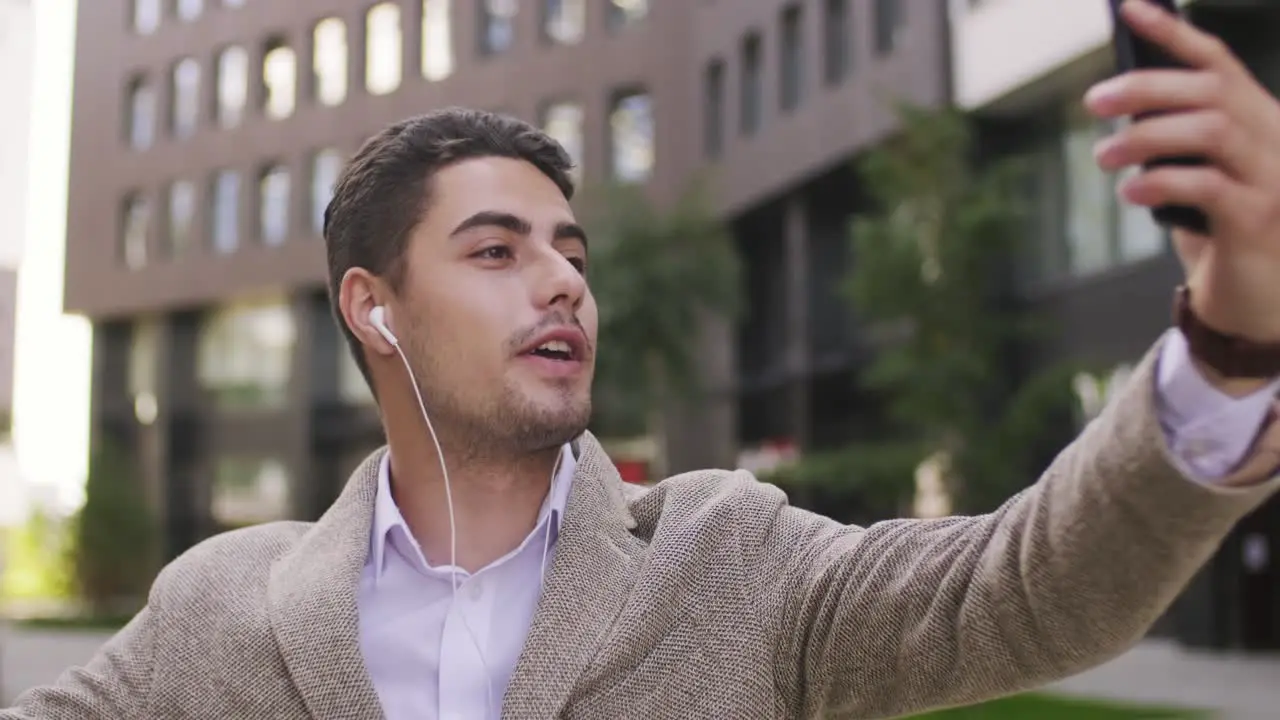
top-left (537, 340), bottom-right (572, 354)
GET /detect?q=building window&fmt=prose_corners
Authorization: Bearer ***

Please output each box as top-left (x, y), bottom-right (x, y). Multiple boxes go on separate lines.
top-left (479, 0), bottom-right (518, 56)
top-left (779, 5), bottom-right (803, 112)
top-left (212, 457), bottom-right (292, 528)
top-left (606, 0), bottom-right (648, 31)
top-left (338, 344), bottom-right (375, 404)
top-left (1116, 164), bottom-right (1166, 262)
top-left (541, 101), bottom-right (584, 183)
top-left (216, 46), bottom-right (249, 128)
top-left (544, 0), bottom-right (585, 45)
top-left (125, 75), bottom-right (156, 150)
top-left (211, 169), bottom-right (240, 254)
top-left (120, 193), bottom-right (150, 269)
top-left (874, 0), bottom-right (904, 56)
top-left (740, 33), bottom-right (762, 136)
top-left (170, 57), bottom-right (201, 139)
top-left (1015, 138), bottom-right (1066, 286)
top-left (132, 0), bottom-right (161, 34)
top-left (167, 180), bottom-right (197, 258)
top-left (422, 0), bottom-right (455, 80)
top-left (1063, 115), bottom-right (1112, 276)
top-left (310, 148), bottom-right (343, 236)
top-left (704, 59), bottom-right (725, 159)
top-left (197, 299), bottom-right (296, 411)
top-left (128, 318), bottom-right (160, 404)
top-left (313, 18), bottom-right (348, 106)
top-left (609, 90), bottom-right (653, 183)
top-left (823, 0), bottom-right (850, 85)
top-left (1018, 108), bottom-right (1167, 285)
top-left (259, 164), bottom-right (291, 246)
top-left (175, 0), bottom-right (203, 22)
top-left (366, 3), bottom-right (403, 95)
top-left (262, 39), bottom-right (297, 120)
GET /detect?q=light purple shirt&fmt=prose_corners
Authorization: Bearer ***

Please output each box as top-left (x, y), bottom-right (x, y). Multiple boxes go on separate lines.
top-left (357, 329), bottom-right (1280, 720)
top-left (358, 444), bottom-right (575, 720)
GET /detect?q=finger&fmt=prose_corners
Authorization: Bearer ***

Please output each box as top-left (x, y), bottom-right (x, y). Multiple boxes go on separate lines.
top-left (1094, 110), bottom-right (1257, 181)
top-left (1120, 0), bottom-right (1245, 75)
top-left (1117, 164), bottom-right (1252, 219)
top-left (1085, 69), bottom-right (1222, 119)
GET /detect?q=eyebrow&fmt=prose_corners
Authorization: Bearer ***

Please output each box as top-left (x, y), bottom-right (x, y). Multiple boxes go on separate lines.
top-left (448, 210), bottom-right (589, 249)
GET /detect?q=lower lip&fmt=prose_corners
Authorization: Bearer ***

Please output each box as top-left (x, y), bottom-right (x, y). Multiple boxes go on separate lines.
top-left (518, 353), bottom-right (586, 378)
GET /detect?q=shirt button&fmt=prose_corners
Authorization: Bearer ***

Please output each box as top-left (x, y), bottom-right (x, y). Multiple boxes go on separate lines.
top-left (469, 581), bottom-right (484, 601)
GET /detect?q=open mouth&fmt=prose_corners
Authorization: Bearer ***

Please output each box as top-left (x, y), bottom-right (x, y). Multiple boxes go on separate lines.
top-left (528, 339), bottom-right (577, 362)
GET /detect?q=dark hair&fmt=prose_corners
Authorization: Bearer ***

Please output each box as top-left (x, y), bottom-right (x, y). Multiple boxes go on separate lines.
top-left (323, 107), bottom-right (576, 395)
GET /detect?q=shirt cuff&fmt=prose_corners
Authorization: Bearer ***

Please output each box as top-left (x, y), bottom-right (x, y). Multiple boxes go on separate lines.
top-left (1156, 328), bottom-right (1280, 482)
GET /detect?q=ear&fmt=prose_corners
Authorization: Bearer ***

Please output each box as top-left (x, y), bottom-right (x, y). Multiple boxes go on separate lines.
top-left (339, 267), bottom-right (397, 357)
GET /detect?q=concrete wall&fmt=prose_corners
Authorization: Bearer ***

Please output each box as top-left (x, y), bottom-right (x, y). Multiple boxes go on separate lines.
top-left (949, 0), bottom-right (1194, 113)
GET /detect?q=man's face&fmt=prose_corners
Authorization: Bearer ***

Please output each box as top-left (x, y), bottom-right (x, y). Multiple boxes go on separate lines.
top-left (392, 157), bottom-right (596, 457)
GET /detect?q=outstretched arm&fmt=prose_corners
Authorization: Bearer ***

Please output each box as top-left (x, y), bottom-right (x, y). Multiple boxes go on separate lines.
top-left (750, 338), bottom-right (1279, 719)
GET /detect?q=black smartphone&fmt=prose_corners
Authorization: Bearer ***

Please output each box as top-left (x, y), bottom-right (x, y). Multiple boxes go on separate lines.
top-left (1107, 0), bottom-right (1210, 235)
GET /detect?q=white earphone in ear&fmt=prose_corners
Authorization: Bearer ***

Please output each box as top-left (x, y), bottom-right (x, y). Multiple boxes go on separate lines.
top-left (368, 305), bottom-right (399, 346)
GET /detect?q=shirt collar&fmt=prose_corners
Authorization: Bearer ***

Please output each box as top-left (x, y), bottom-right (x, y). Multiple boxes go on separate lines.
top-left (368, 443), bottom-right (577, 580)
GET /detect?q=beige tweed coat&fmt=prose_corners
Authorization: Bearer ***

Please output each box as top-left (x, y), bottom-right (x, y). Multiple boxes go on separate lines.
top-left (5, 340), bottom-right (1280, 719)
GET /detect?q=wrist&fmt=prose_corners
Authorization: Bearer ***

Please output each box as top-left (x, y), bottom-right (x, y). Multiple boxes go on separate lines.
top-left (1175, 286), bottom-right (1280, 382)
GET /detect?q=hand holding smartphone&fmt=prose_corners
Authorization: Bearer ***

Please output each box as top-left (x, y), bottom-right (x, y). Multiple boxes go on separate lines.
top-left (1107, 0), bottom-right (1211, 235)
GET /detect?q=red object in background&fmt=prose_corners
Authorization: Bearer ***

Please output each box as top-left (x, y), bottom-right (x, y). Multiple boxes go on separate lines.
top-left (614, 459), bottom-right (650, 484)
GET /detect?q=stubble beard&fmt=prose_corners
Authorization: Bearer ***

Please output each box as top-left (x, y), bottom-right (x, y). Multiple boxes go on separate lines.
top-left (406, 339), bottom-right (592, 464)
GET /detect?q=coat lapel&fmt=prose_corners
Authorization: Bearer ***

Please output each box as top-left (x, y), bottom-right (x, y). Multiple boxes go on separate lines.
top-left (267, 449), bottom-right (385, 719)
top-left (502, 432), bottom-right (647, 718)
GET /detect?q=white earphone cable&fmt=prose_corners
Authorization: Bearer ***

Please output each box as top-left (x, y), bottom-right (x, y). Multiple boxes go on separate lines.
top-left (390, 340), bottom-right (559, 718)
top-left (391, 344), bottom-right (496, 715)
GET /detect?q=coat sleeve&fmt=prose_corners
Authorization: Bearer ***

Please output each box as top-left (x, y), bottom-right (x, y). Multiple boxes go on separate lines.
top-left (1, 605), bottom-right (156, 719)
top-left (746, 340), bottom-right (1280, 719)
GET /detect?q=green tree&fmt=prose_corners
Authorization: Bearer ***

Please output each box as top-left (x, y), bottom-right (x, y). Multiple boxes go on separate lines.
top-left (767, 104), bottom-right (1078, 517)
top-left (841, 103), bottom-right (1079, 514)
top-left (1, 508), bottom-right (78, 603)
top-left (74, 440), bottom-right (159, 616)
top-left (582, 178), bottom-right (743, 442)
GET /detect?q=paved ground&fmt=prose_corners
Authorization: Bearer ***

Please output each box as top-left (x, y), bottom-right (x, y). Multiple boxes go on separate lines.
top-left (1050, 639), bottom-right (1280, 719)
top-left (0, 624), bottom-right (113, 705)
top-left (3, 626), bottom-right (1279, 715)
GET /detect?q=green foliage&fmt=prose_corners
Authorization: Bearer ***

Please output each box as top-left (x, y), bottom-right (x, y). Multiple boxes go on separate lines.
top-left (835, 103), bottom-right (1077, 514)
top-left (582, 177), bottom-right (743, 437)
top-left (760, 439), bottom-right (928, 522)
top-left (1, 509), bottom-right (78, 602)
top-left (74, 440), bottom-right (158, 615)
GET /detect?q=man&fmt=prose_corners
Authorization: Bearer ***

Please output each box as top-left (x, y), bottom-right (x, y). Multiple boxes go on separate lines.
top-left (8, 2), bottom-right (1280, 718)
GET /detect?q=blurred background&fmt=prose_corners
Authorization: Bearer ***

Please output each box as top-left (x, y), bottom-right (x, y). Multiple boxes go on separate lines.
top-left (0, 0), bottom-right (1278, 717)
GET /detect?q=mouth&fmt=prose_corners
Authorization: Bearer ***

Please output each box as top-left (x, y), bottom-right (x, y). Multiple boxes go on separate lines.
top-left (519, 328), bottom-right (588, 365)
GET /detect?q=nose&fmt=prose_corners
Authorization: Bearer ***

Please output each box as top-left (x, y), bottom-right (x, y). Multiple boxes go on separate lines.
top-left (532, 247), bottom-right (586, 312)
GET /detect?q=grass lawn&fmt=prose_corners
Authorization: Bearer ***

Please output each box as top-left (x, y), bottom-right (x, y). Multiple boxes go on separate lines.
top-left (11, 615), bottom-right (132, 632)
top-left (909, 693), bottom-right (1210, 719)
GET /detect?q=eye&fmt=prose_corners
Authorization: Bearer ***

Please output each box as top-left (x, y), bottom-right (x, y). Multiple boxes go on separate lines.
top-left (473, 245), bottom-right (513, 261)
top-left (567, 257), bottom-right (586, 273)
